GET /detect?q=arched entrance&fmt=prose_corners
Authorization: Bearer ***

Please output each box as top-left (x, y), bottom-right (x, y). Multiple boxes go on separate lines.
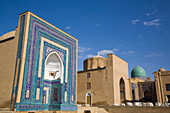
top-left (86, 93), bottom-right (92, 106)
top-left (120, 78), bottom-right (126, 103)
top-left (132, 89), bottom-right (135, 101)
top-left (144, 90), bottom-right (152, 102)
top-left (43, 52), bottom-right (63, 106)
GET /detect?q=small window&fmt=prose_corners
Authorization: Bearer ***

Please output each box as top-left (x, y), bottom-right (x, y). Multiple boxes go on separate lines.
top-left (87, 83), bottom-right (91, 89)
top-left (166, 84), bottom-right (170, 91)
top-left (87, 73), bottom-right (90, 78)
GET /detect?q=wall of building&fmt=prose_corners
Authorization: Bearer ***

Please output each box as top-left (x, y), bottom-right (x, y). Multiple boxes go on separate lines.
top-left (107, 106), bottom-right (170, 113)
top-left (77, 106), bottom-right (170, 113)
top-left (129, 77), bottom-right (145, 101)
top-left (160, 71), bottom-right (170, 102)
top-left (77, 69), bottom-right (107, 106)
top-left (104, 54), bottom-right (114, 105)
top-left (0, 30), bottom-right (19, 108)
top-left (154, 71), bottom-right (170, 103)
top-left (78, 54), bottom-right (131, 106)
top-left (138, 81), bottom-right (157, 103)
top-left (109, 54), bottom-right (130, 104)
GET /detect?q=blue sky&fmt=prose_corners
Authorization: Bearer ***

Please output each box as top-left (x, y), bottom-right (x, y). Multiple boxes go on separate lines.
top-left (0, 0), bottom-right (170, 79)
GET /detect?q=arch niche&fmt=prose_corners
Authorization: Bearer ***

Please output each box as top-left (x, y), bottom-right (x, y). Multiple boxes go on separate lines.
top-left (43, 52), bottom-right (64, 105)
top-left (44, 52), bottom-right (64, 82)
top-left (144, 90), bottom-right (152, 102)
top-left (132, 89), bottom-right (135, 101)
top-left (120, 78), bottom-right (126, 103)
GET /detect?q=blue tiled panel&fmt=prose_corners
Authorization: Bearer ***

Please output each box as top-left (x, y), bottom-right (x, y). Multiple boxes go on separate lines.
top-left (12, 13), bottom-right (77, 111)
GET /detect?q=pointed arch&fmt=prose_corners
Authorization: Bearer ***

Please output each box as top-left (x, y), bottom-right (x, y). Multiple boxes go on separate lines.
top-left (120, 78), bottom-right (126, 103)
top-left (85, 92), bottom-right (92, 106)
top-left (44, 51), bottom-right (64, 82)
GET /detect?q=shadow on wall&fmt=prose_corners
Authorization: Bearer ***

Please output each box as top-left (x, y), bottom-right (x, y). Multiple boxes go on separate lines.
top-left (0, 100), bottom-right (11, 108)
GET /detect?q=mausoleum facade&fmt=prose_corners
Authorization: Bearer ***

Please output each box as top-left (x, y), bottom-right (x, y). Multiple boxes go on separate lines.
top-left (0, 11), bottom-right (78, 112)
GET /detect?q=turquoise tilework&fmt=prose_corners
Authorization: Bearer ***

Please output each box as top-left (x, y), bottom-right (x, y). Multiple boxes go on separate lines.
top-left (12, 13), bottom-right (77, 111)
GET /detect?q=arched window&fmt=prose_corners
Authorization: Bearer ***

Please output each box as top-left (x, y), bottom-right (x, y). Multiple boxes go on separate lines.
top-left (120, 78), bottom-right (126, 103)
top-left (86, 93), bottom-right (92, 106)
top-left (44, 52), bottom-right (63, 81)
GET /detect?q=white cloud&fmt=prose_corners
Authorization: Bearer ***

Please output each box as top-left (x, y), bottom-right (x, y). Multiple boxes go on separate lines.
top-left (86, 54), bottom-right (95, 58)
top-left (144, 52), bottom-right (164, 57)
top-left (121, 51), bottom-right (134, 55)
top-left (78, 46), bottom-right (91, 53)
top-left (146, 10), bottom-right (157, 16)
top-left (65, 26), bottom-right (71, 30)
top-left (143, 19), bottom-right (160, 26)
top-left (98, 50), bottom-right (114, 56)
top-left (113, 48), bottom-right (119, 52)
top-left (131, 19), bottom-right (139, 25)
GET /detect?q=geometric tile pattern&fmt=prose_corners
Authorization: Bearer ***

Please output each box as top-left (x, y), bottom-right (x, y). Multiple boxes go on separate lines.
top-left (11, 11), bottom-right (77, 111)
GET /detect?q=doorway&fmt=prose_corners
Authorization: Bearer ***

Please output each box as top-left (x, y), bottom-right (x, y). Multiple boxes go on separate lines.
top-left (86, 93), bottom-right (92, 106)
top-left (120, 78), bottom-right (126, 103)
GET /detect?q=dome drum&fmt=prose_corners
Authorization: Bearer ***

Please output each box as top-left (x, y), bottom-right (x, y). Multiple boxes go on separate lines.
top-left (83, 55), bottom-right (106, 71)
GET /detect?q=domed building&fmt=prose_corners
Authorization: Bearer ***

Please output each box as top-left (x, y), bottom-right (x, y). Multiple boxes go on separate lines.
top-left (131, 66), bottom-right (147, 80)
top-left (158, 67), bottom-right (166, 72)
top-left (77, 53), bottom-right (170, 108)
top-left (129, 66), bottom-right (167, 104)
top-left (77, 53), bottom-right (131, 106)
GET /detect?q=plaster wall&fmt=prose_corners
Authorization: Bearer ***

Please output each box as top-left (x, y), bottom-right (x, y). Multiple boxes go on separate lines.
top-left (105, 54), bottom-right (114, 105)
top-left (154, 72), bottom-right (162, 103)
top-left (154, 71), bottom-right (170, 103)
top-left (78, 54), bottom-right (131, 106)
top-left (160, 72), bottom-right (170, 96)
top-left (111, 54), bottom-right (130, 104)
top-left (0, 29), bottom-right (19, 107)
top-left (77, 69), bottom-right (106, 106)
top-left (159, 71), bottom-right (170, 103)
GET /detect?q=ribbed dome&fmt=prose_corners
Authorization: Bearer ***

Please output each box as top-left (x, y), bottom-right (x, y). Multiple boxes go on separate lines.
top-left (131, 66), bottom-right (146, 78)
top-left (158, 67), bottom-right (166, 72)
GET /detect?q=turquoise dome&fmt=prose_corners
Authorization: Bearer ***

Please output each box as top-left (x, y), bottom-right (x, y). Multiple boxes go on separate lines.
top-left (131, 66), bottom-right (146, 78)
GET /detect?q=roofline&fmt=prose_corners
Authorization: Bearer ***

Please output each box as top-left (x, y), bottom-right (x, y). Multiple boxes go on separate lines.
top-left (19, 11), bottom-right (78, 41)
top-left (78, 67), bottom-right (106, 73)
